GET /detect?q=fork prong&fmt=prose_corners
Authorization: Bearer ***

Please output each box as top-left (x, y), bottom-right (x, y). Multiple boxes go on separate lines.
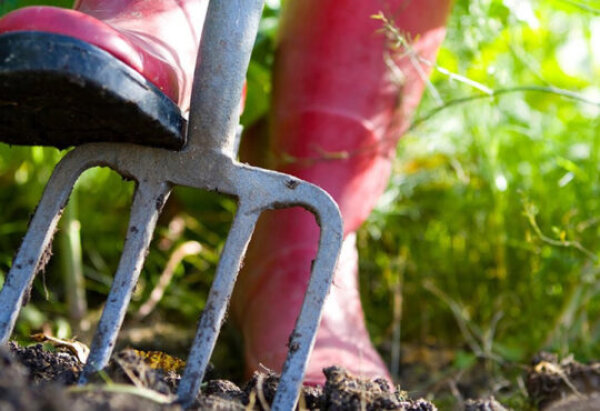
top-left (0, 155), bottom-right (85, 343)
top-left (271, 204), bottom-right (342, 410)
top-left (79, 181), bottom-right (171, 383)
top-left (274, 208), bottom-right (342, 410)
top-left (232, 171), bottom-right (342, 411)
top-left (177, 203), bottom-right (259, 407)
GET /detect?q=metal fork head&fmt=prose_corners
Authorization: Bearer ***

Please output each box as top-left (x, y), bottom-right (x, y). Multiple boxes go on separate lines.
top-left (0, 0), bottom-right (344, 409)
top-left (0, 142), bottom-right (343, 409)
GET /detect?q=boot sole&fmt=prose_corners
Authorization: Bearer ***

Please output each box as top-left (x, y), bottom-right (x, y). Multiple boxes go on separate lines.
top-left (0, 31), bottom-right (185, 150)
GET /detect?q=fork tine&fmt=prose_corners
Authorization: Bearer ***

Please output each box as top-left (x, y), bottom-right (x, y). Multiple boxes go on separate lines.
top-left (79, 180), bottom-right (171, 383)
top-left (271, 217), bottom-right (342, 410)
top-left (0, 154), bottom-right (86, 343)
top-left (177, 203), bottom-right (259, 407)
top-left (270, 184), bottom-right (343, 411)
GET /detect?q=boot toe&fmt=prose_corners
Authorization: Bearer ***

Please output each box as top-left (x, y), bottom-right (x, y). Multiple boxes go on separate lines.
top-left (0, 6), bottom-right (180, 101)
top-left (0, 31), bottom-right (185, 149)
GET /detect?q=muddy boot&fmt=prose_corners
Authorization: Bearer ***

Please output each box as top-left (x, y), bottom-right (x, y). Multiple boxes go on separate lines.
top-left (233, 0), bottom-right (452, 385)
top-left (0, 0), bottom-right (207, 148)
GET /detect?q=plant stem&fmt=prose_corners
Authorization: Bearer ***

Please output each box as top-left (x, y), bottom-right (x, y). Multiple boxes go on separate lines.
top-left (60, 188), bottom-right (88, 334)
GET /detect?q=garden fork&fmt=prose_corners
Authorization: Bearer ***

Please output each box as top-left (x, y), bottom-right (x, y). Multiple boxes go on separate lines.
top-left (0, 0), bottom-right (343, 409)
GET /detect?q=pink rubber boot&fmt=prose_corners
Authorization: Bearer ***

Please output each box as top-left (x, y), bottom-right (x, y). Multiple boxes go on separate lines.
top-left (233, 0), bottom-right (452, 385)
top-left (0, 0), bottom-right (206, 109)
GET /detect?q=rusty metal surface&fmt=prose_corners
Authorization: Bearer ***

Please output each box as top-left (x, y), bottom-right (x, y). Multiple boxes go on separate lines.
top-left (0, 0), bottom-right (343, 409)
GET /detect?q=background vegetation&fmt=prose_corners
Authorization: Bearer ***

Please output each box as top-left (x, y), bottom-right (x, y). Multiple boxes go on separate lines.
top-left (1, 0), bottom-right (600, 408)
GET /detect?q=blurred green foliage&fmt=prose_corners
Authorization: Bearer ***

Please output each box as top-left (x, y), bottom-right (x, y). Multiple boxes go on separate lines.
top-left (1, 0), bottom-right (600, 406)
top-left (1, 0), bottom-right (72, 15)
top-left (359, 0), bottom-right (600, 403)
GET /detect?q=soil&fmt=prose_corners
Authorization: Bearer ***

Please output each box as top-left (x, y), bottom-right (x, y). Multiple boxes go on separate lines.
top-left (4, 341), bottom-right (600, 410)
top-left (526, 352), bottom-right (600, 410)
top-left (0, 342), bottom-right (435, 410)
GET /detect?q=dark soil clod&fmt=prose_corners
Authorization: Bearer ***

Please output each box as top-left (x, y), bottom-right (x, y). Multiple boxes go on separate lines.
top-left (0, 343), bottom-right (73, 410)
top-left (9, 341), bottom-right (82, 384)
top-left (322, 366), bottom-right (436, 411)
top-left (527, 352), bottom-right (600, 409)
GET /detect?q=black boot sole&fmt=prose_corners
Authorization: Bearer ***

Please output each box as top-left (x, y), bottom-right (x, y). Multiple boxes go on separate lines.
top-left (0, 31), bottom-right (186, 150)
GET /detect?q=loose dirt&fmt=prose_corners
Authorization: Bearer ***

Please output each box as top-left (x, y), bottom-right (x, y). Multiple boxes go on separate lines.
top-left (5, 341), bottom-right (600, 410)
top-left (0, 342), bottom-right (435, 410)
